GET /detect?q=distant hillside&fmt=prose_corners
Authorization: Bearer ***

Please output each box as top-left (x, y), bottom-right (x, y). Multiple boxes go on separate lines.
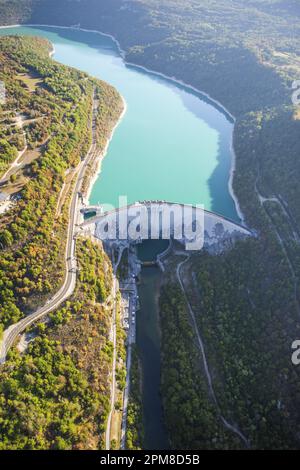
top-left (1, 0), bottom-right (299, 116)
top-left (0, 0), bottom-right (35, 24)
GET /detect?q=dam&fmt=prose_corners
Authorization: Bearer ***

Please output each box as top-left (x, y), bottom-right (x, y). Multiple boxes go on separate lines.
top-left (80, 200), bottom-right (252, 253)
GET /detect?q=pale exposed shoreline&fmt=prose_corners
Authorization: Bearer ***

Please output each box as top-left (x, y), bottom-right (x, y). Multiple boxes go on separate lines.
top-left (0, 22), bottom-right (245, 224)
top-left (85, 96), bottom-right (127, 204)
top-left (46, 35), bottom-right (127, 205)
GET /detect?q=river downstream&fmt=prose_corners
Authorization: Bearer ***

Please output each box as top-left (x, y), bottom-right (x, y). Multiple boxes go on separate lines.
top-left (0, 25), bottom-right (239, 449)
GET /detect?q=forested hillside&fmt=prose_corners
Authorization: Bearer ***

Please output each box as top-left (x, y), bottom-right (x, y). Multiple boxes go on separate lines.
top-left (0, 35), bottom-right (122, 333)
top-left (0, 238), bottom-right (115, 449)
top-left (161, 235), bottom-right (300, 448)
top-left (0, 33), bottom-right (123, 450)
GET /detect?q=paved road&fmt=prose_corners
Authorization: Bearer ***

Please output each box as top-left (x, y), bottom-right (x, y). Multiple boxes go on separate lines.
top-left (105, 247), bottom-right (123, 450)
top-left (106, 246), bottom-right (138, 450)
top-left (0, 93), bottom-right (99, 363)
top-left (120, 339), bottom-right (132, 450)
top-left (120, 286), bottom-right (137, 449)
top-left (105, 272), bottom-right (118, 450)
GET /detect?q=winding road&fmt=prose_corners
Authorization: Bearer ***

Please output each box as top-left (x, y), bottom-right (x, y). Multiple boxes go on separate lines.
top-left (255, 171), bottom-right (300, 317)
top-left (176, 254), bottom-right (250, 448)
top-left (0, 113), bottom-right (28, 185)
top-left (0, 92), bottom-right (99, 363)
top-left (105, 247), bottom-right (120, 451)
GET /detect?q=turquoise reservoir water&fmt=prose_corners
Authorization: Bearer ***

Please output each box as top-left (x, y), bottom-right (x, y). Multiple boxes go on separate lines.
top-left (0, 25), bottom-right (238, 220)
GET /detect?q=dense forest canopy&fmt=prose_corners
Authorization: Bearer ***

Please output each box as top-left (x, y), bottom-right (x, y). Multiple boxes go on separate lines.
top-left (0, 238), bottom-right (116, 450)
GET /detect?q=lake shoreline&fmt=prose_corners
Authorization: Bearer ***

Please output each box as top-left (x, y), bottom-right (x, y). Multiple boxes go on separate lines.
top-left (85, 96), bottom-right (127, 204)
top-left (0, 23), bottom-right (245, 225)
